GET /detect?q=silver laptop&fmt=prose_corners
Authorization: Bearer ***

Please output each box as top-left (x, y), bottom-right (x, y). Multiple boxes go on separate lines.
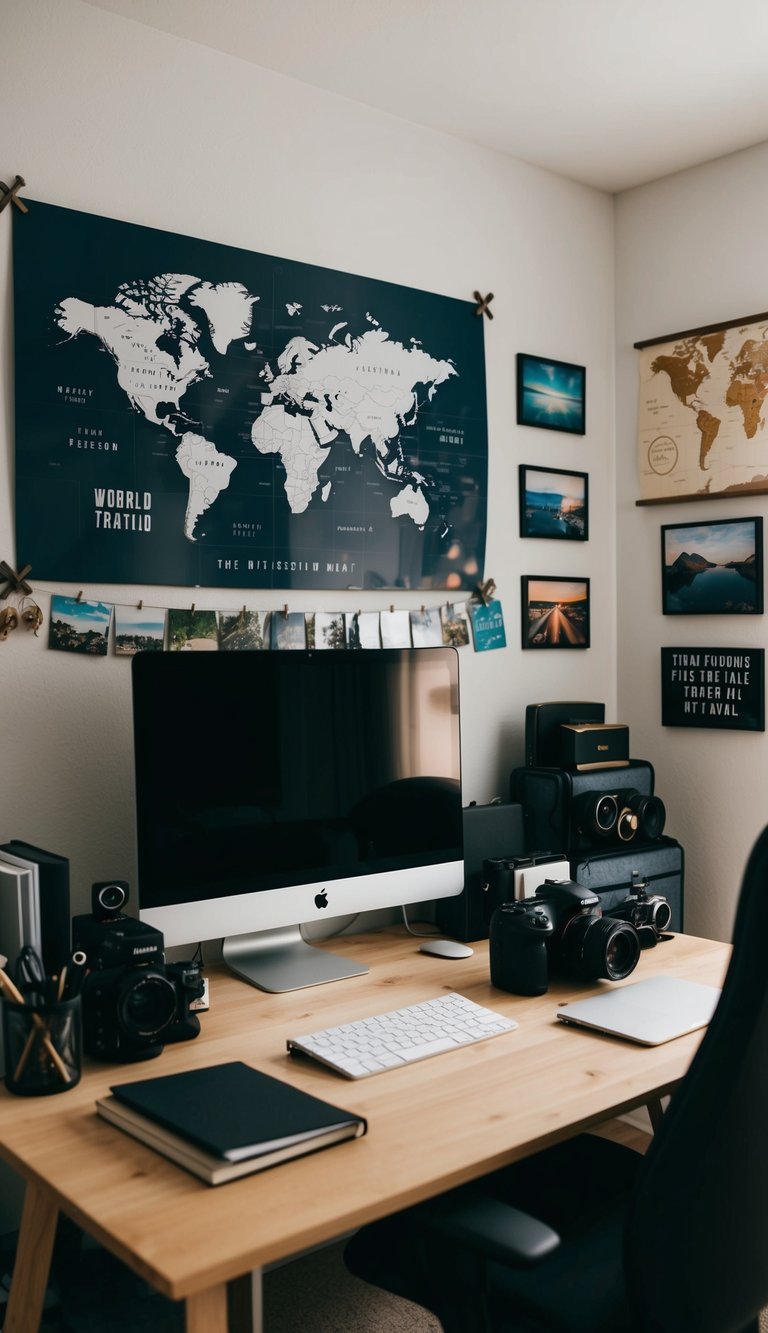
top-left (556, 976), bottom-right (721, 1046)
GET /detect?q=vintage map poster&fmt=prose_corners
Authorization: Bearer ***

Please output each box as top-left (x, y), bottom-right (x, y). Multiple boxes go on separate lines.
top-left (13, 201), bottom-right (487, 591)
top-left (636, 312), bottom-right (768, 503)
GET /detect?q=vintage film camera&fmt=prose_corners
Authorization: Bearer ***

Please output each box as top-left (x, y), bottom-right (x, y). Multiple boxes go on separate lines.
top-left (607, 876), bottom-right (673, 946)
top-left (489, 877), bottom-right (670, 997)
top-left (511, 758), bottom-right (666, 857)
top-left (72, 881), bottom-right (205, 1062)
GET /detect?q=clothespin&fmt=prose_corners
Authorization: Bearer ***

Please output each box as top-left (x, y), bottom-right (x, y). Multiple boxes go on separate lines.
top-left (473, 578), bottom-right (496, 606)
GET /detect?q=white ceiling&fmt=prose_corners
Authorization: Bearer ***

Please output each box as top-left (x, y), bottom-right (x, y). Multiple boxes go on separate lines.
top-left (82, 0), bottom-right (768, 194)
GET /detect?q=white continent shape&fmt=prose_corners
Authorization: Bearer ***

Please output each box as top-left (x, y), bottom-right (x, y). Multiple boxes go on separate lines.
top-left (175, 433), bottom-right (237, 540)
top-left (251, 327), bottom-right (456, 524)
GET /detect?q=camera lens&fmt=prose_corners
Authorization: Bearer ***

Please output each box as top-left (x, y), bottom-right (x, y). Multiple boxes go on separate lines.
top-left (617, 790), bottom-right (666, 841)
top-left (594, 795), bottom-right (618, 832)
top-left (616, 807), bottom-right (639, 841)
top-left (648, 897), bottom-right (673, 932)
top-left (558, 913), bottom-right (641, 982)
top-left (118, 970), bottom-right (177, 1039)
top-left (100, 884), bottom-right (125, 910)
top-left (573, 792), bottom-right (618, 839)
top-left (601, 921), bottom-right (642, 979)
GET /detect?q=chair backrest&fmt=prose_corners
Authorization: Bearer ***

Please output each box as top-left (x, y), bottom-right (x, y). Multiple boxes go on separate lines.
top-left (623, 823), bottom-right (768, 1333)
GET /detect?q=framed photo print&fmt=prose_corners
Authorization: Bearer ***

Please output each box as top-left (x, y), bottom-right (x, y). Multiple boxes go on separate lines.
top-left (521, 576), bottom-right (590, 649)
top-left (661, 516), bottom-right (763, 615)
top-left (519, 464), bottom-right (588, 541)
top-left (516, 353), bottom-right (586, 435)
top-left (661, 647), bottom-right (764, 731)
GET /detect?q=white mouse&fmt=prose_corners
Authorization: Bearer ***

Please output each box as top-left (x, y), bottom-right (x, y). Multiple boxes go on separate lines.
top-left (418, 938), bottom-right (474, 959)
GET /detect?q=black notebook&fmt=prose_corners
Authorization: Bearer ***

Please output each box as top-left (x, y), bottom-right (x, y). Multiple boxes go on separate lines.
top-left (97, 1062), bottom-right (366, 1184)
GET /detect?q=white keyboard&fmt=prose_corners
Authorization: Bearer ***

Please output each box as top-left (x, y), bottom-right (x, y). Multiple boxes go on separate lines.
top-left (287, 992), bottom-right (518, 1078)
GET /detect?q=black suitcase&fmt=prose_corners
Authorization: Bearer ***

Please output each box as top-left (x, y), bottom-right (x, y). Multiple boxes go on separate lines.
top-left (569, 836), bottom-right (684, 932)
top-left (509, 760), bottom-right (656, 857)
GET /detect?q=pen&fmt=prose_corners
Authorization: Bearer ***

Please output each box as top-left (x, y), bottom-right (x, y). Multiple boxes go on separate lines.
top-left (0, 953), bottom-right (71, 1084)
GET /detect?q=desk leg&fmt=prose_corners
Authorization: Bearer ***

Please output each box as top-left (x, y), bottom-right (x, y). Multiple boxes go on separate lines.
top-left (185, 1284), bottom-right (228, 1333)
top-left (227, 1268), bottom-right (263, 1333)
top-left (646, 1096), bottom-right (665, 1133)
top-left (4, 1181), bottom-right (59, 1333)
top-left (185, 1272), bottom-right (262, 1333)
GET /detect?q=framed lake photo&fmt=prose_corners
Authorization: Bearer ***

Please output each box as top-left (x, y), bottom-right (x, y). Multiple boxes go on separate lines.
top-left (516, 353), bottom-right (586, 435)
top-left (521, 576), bottom-right (590, 649)
top-left (519, 465), bottom-right (588, 540)
top-left (661, 516), bottom-right (763, 615)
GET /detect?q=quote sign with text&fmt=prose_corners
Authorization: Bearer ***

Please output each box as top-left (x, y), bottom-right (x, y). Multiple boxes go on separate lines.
top-left (661, 647), bottom-right (765, 731)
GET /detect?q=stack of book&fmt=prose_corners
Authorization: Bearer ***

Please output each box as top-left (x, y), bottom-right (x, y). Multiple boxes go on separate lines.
top-left (96, 1061), bottom-right (367, 1185)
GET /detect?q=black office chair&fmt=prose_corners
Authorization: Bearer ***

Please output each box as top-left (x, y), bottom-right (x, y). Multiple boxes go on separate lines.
top-left (345, 824), bottom-right (768, 1333)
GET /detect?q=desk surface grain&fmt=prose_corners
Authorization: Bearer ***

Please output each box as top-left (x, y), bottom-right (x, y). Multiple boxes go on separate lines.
top-left (0, 929), bottom-right (729, 1301)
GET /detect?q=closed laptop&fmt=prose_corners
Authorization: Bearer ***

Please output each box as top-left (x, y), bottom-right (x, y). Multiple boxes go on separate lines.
top-left (556, 976), bottom-right (721, 1045)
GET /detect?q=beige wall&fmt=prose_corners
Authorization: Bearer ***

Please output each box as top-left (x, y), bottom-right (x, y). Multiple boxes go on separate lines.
top-left (0, 0), bottom-right (616, 917)
top-left (615, 142), bottom-right (768, 943)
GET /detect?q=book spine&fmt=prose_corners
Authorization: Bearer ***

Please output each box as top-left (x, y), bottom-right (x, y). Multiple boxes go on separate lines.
top-left (4, 845), bottom-right (70, 974)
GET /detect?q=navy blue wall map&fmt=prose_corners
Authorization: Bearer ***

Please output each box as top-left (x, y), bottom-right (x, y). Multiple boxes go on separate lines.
top-left (14, 201), bottom-right (487, 591)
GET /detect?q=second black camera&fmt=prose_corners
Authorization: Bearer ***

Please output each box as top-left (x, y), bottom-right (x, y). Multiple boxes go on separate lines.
top-left (72, 881), bottom-right (205, 1062)
top-left (489, 878), bottom-right (670, 996)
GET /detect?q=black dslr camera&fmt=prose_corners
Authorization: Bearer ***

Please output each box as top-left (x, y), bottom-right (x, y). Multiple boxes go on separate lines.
top-left (490, 878), bottom-right (645, 996)
top-left (72, 881), bottom-right (205, 1063)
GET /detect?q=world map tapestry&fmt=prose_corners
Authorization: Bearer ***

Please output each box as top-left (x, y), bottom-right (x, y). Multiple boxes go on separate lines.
top-left (13, 200), bottom-right (488, 591)
top-left (636, 311), bottom-right (768, 504)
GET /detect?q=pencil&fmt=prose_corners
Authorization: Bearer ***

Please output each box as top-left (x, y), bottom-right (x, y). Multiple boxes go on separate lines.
top-left (0, 963), bottom-right (72, 1085)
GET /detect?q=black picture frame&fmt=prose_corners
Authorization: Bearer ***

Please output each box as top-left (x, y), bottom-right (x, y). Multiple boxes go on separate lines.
top-left (521, 576), bottom-right (590, 649)
top-left (661, 516), bottom-right (764, 615)
top-left (661, 647), bottom-right (765, 731)
top-left (516, 353), bottom-right (586, 435)
top-left (519, 464), bottom-right (589, 541)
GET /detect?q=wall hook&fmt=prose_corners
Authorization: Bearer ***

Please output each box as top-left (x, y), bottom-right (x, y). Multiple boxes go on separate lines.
top-left (0, 176), bottom-right (27, 216)
top-left (0, 561), bottom-right (32, 599)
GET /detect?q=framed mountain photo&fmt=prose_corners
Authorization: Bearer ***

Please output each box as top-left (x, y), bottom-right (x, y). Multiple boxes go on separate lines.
top-left (661, 517), bottom-right (763, 615)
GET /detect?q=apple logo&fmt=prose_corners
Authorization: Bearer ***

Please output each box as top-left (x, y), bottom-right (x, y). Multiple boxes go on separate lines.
top-left (314, 889), bottom-right (329, 910)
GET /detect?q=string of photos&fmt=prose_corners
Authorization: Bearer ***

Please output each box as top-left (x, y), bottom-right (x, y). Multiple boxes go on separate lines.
top-left (0, 568), bottom-right (507, 657)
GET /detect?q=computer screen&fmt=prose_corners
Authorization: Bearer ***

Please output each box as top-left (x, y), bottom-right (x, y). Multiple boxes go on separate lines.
top-left (132, 646), bottom-right (463, 991)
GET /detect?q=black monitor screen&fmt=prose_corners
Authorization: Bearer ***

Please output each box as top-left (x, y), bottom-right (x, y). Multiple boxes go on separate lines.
top-left (132, 647), bottom-right (462, 913)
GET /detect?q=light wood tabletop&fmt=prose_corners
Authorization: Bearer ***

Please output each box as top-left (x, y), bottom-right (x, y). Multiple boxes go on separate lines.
top-left (0, 927), bottom-right (730, 1333)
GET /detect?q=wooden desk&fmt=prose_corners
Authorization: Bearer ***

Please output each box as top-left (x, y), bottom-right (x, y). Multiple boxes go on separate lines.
top-left (0, 928), bottom-right (729, 1333)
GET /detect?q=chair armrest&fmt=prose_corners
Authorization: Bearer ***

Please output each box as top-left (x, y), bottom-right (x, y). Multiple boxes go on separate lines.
top-left (422, 1197), bottom-right (560, 1268)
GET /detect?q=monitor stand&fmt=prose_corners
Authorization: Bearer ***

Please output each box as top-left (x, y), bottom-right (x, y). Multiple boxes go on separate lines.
top-left (222, 925), bottom-right (369, 993)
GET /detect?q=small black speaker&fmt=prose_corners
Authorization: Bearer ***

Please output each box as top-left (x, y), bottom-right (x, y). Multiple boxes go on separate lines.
top-left (559, 723), bottom-right (630, 771)
top-left (525, 701), bottom-right (605, 767)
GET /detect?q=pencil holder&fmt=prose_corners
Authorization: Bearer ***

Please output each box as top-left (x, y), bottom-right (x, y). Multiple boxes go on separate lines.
top-left (2, 994), bottom-right (82, 1095)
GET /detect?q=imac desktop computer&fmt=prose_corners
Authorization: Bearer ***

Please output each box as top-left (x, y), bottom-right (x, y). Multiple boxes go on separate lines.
top-left (131, 646), bottom-right (463, 992)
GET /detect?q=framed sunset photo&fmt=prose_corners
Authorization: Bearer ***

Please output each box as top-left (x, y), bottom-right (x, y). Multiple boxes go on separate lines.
top-left (521, 576), bottom-right (590, 649)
